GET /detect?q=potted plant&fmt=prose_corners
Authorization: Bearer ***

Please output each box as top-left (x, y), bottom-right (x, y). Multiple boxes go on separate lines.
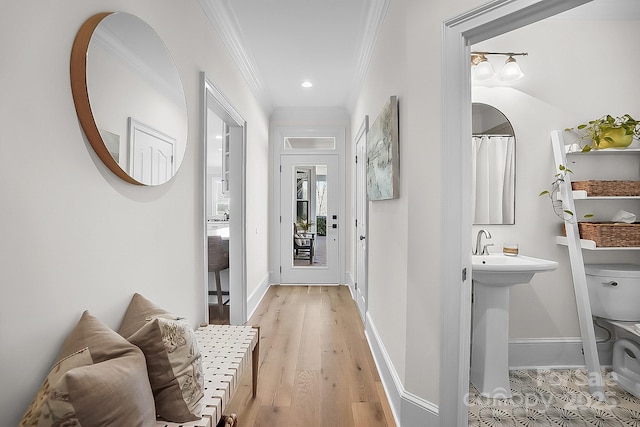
top-left (296, 217), bottom-right (314, 233)
top-left (539, 164), bottom-right (593, 222)
top-left (566, 113), bottom-right (640, 151)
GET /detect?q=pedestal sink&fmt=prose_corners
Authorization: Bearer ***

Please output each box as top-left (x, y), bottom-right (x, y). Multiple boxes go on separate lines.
top-left (471, 253), bottom-right (558, 398)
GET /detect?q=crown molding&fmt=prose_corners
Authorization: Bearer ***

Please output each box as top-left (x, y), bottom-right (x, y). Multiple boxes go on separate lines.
top-left (198, 0), bottom-right (273, 115)
top-left (346, 0), bottom-right (391, 112)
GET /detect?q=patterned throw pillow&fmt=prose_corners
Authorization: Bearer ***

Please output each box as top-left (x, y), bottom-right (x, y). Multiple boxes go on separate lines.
top-left (119, 293), bottom-right (204, 422)
top-left (19, 311), bottom-right (155, 427)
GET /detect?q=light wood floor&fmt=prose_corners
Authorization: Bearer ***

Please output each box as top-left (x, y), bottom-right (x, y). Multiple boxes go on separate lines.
top-left (223, 285), bottom-right (396, 427)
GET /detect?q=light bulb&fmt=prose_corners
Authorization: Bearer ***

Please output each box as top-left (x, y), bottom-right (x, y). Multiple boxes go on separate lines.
top-left (472, 55), bottom-right (495, 81)
top-left (499, 56), bottom-right (524, 81)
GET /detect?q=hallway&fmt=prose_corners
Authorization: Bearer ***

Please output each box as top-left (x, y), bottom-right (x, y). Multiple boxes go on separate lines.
top-left (224, 285), bottom-right (396, 426)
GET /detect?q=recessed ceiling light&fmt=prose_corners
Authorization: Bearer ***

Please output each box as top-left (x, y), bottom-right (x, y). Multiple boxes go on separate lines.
top-left (215, 135), bottom-right (222, 139)
top-left (301, 81), bottom-right (313, 88)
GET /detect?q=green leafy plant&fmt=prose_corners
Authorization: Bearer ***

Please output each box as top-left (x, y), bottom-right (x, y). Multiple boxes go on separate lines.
top-left (316, 216), bottom-right (326, 236)
top-left (296, 217), bottom-right (314, 232)
top-left (539, 164), bottom-right (593, 222)
top-left (566, 114), bottom-right (640, 151)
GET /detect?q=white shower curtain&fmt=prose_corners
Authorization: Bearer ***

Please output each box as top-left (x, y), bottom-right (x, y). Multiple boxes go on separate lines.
top-left (472, 136), bottom-right (515, 224)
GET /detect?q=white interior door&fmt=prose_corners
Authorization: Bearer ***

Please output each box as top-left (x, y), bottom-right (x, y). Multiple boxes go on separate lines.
top-left (280, 154), bottom-right (339, 284)
top-left (129, 118), bottom-right (175, 185)
top-left (355, 126), bottom-right (368, 320)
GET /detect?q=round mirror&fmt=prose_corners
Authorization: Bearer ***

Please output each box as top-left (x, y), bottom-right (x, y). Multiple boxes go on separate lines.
top-left (472, 103), bottom-right (516, 225)
top-left (71, 12), bottom-right (187, 186)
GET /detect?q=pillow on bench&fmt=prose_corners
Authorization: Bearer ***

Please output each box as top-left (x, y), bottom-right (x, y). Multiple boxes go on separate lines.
top-left (119, 293), bottom-right (204, 423)
top-left (19, 311), bottom-right (155, 427)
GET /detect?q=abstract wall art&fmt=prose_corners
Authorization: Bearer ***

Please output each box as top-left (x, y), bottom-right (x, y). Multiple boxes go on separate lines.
top-left (367, 95), bottom-right (399, 201)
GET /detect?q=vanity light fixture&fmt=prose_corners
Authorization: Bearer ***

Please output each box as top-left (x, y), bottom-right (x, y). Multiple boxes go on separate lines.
top-left (499, 55), bottom-right (525, 81)
top-left (471, 54), bottom-right (495, 81)
top-left (471, 51), bottom-right (528, 82)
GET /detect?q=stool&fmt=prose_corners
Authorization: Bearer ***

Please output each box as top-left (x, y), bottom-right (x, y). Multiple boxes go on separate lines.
top-left (208, 236), bottom-right (229, 317)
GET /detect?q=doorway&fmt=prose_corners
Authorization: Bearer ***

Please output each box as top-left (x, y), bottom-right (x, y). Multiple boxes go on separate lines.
top-left (439, 1), bottom-right (592, 425)
top-left (202, 73), bottom-right (247, 326)
top-left (280, 154), bottom-right (340, 283)
top-left (354, 117), bottom-right (369, 321)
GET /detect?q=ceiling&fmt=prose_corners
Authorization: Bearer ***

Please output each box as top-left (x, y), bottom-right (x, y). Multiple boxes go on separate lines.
top-left (198, 0), bottom-right (639, 115)
top-left (199, 0), bottom-right (388, 113)
top-left (551, 0), bottom-right (640, 20)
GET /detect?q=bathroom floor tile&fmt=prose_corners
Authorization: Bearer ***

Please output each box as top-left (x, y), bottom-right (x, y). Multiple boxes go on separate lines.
top-left (468, 369), bottom-right (640, 426)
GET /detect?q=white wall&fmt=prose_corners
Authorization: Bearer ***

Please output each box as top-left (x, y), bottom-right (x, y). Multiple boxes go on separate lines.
top-left (0, 2), bottom-right (269, 425)
top-left (350, 0), bottom-right (640, 417)
top-left (350, 0), bottom-right (488, 408)
top-left (472, 18), bottom-right (640, 341)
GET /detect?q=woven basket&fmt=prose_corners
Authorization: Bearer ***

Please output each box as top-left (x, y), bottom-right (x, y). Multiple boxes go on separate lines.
top-left (571, 180), bottom-right (640, 197)
top-left (569, 222), bottom-right (640, 247)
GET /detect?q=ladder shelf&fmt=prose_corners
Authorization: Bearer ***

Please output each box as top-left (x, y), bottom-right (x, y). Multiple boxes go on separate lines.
top-left (550, 130), bottom-right (606, 399)
top-left (555, 236), bottom-right (640, 251)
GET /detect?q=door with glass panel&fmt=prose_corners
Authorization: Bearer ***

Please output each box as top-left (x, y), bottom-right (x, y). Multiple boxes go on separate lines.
top-left (280, 154), bottom-right (339, 283)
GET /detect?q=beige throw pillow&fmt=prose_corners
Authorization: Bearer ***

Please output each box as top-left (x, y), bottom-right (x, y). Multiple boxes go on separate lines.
top-left (19, 311), bottom-right (156, 427)
top-left (119, 293), bottom-right (204, 422)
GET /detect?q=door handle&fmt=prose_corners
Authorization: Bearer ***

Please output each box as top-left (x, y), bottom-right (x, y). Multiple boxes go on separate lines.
top-left (359, 235), bottom-right (366, 240)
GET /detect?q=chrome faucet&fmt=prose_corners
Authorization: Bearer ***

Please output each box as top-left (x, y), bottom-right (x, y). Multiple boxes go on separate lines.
top-left (474, 229), bottom-right (493, 255)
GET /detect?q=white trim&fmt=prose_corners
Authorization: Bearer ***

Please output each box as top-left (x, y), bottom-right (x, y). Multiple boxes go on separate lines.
top-left (353, 115), bottom-right (369, 323)
top-left (349, 117), bottom-right (367, 300)
top-left (439, 1), bottom-right (593, 425)
top-left (197, 0), bottom-right (272, 114)
top-left (271, 125), bottom-right (346, 285)
top-left (345, 271), bottom-right (355, 298)
top-left (346, 0), bottom-right (391, 110)
top-left (247, 275), bottom-right (271, 321)
top-left (127, 117), bottom-right (177, 183)
top-left (509, 338), bottom-right (613, 369)
top-left (201, 72), bottom-right (248, 326)
top-left (365, 313), bottom-right (439, 427)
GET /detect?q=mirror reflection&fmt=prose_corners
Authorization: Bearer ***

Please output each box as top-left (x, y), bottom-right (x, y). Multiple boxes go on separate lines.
top-left (293, 165), bottom-right (327, 267)
top-left (472, 103), bottom-right (516, 225)
top-left (72, 12), bottom-right (187, 185)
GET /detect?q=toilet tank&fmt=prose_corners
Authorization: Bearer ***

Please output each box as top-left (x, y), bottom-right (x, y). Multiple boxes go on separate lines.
top-left (585, 264), bottom-right (640, 321)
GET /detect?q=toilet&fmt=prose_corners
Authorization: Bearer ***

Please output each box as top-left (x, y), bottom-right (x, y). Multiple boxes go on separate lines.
top-left (586, 264), bottom-right (640, 397)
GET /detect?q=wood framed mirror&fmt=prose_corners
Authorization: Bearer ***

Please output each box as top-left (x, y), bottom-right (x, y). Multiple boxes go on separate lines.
top-left (71, 12), bottom-right (187, 186)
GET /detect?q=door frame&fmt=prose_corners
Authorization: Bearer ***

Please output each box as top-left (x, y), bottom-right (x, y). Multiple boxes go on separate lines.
top-left (353, 116), bottom-right (369, 321)
top-left (271, 126), bottom-right (346, 285)
top-left (201, 73), bottom-right (247, 325)
top-left (280, 154), bottom-right (340, 283)
top-left (439, 0), bottom-right (592, 425)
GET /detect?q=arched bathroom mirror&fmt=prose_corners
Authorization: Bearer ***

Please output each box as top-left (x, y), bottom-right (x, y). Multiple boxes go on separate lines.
top-left (71, 12), bottom-right (188, 186)
top-left (472, 103), bottom-right (516, 225)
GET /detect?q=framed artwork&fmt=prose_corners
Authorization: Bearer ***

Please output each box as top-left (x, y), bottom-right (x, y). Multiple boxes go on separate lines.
top-left (367, 96), bottom-right (399, 200)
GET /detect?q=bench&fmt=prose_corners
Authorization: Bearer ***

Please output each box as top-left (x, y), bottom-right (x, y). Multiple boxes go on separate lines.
top-left (156, 325), bottom-right (260, 427)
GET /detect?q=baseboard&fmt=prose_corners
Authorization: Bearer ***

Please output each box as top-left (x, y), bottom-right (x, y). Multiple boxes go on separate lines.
top-left (345, 271), bottom-right (355, 299)
top-left (247, 274), bottom-right (270, 320)
top-left (365, 313), bottom-right (439, 427)
top-left (364, 325), bottom-right (615, 425)
top-left (509, 338), bottom-right (613, 370)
